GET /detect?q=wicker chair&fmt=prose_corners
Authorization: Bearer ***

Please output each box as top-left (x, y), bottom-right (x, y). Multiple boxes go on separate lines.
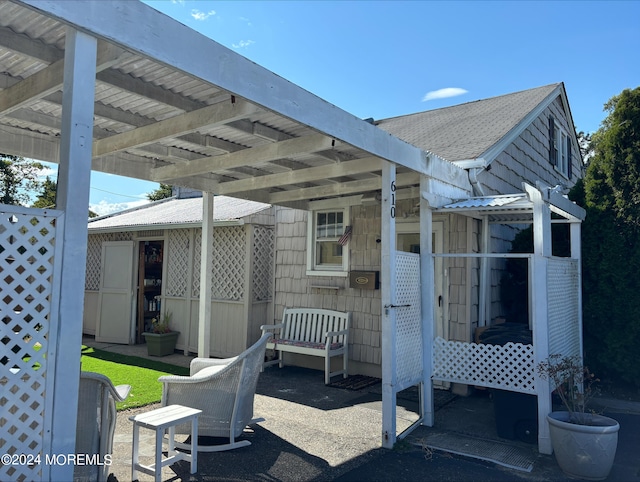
top-left (75, 371), bottom-right (131, 482)
top-left (158, 333), bottom-right (270, 452)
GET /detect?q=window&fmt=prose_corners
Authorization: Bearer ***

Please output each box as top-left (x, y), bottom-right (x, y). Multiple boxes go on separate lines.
top-left (307, 208), bottom-right (350, 275)
top-left (548, 116), bottom-right (572, 179)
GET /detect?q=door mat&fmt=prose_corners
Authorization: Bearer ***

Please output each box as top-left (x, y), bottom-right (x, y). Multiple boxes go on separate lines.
top-left (328, 375), bottom-right (381, 391)
top-left (419, 431), bottom-right (534, 472)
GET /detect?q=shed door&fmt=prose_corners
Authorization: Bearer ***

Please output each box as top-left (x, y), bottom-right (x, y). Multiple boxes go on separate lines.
top-left (96, 241), bottom-right (135, 344)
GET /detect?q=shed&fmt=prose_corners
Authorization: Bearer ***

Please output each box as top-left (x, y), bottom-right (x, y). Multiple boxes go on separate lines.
top-left (84, 188), bottom-right (274, 357)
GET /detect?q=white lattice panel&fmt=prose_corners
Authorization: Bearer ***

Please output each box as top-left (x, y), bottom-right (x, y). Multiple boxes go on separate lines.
top-left (395, 251), bottom-right (422, 390)
top-left (166, 229), bottom-right (189, 297)
top-left (192, 226), bottom-right (246, 301)
top-left (432, 337), bottom-right (536, 394)
top-left (214, 227), bottom-right (245, 301)
top-left (547, 258), bottom-right (580, 358)
top-left (252, 226), bottom-right (273, 302)
top-left (1, 206), bottom-right (63, 482)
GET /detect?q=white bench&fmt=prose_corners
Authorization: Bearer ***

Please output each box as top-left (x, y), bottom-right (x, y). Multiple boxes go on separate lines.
top-left (261, 308), bottom-right (351, 384)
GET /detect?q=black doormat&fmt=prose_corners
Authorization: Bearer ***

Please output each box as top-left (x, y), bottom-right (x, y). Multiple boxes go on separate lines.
top-left (328, 375), bottom-right (381, 391)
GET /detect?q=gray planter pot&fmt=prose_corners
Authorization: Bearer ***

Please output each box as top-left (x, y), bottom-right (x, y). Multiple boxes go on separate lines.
top-left (547, 411), bottom-right (619, 480)
top-left (143, 331), bottom-right (180, 357)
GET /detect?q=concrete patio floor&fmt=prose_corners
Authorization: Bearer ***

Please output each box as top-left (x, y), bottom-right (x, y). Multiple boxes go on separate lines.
top-left (82, 337), bottom-right (639, 482)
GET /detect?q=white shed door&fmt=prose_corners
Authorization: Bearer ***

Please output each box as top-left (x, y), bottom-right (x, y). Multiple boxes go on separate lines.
top-left (96, 241), bottom-right (135, 344)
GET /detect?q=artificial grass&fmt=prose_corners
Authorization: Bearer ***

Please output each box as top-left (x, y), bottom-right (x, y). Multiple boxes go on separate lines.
top-left (80, 345), bottom-right (189, 410)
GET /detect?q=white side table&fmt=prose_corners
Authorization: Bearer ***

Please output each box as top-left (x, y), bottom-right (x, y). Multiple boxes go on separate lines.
top-left (130, 404), bottom-right (202, 482)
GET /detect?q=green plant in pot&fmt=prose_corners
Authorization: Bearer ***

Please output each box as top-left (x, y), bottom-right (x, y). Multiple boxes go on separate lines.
top-left (143, 311), bottom-right (180, 357)
top-left (537, 354), bottom-right (619, 480)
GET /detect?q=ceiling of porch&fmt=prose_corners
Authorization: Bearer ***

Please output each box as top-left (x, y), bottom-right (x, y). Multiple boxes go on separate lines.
top-left (0, 0), bottom-right (471, 211)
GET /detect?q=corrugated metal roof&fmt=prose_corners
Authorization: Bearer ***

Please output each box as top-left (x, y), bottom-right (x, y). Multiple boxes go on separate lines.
top-left (442, 195), bottom-right (528, 210)
top-left (0, 1), bottom-right (471, 210)
top-left (88, 195), bottom-right (271, 230)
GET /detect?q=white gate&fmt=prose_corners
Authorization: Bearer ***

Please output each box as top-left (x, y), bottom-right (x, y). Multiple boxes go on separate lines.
top-left (0, 205), bottom-right (64, 482)
top-left (394, 251), bottom-right (422, 390)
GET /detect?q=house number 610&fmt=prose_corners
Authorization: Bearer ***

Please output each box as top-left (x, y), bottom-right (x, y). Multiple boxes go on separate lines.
top-left (390, 180), bottom-right (396, 218)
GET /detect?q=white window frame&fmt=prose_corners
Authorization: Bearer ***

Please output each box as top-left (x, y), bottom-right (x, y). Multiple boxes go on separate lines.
top-left (552, 123), bottom-right (570, 178)
top-left (306, 206), bottom-right (350, 277)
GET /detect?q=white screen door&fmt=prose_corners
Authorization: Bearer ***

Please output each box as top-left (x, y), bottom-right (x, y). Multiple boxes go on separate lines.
top-left (397, 221), bottom-right (446, 340)
top-left (96, 241), bottom-right (135, 343)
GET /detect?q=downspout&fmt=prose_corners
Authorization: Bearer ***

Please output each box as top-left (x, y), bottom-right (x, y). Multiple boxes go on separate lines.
top-left (469, 166), bottom-right (486, 197)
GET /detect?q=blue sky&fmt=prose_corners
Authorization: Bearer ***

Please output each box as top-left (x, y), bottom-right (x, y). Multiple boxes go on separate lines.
top-left (46, 0), bottom-right (640, 215)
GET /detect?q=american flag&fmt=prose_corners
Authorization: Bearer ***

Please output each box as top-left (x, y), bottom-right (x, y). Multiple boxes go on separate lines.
top-left (338, 225), bottom-right (352, 246)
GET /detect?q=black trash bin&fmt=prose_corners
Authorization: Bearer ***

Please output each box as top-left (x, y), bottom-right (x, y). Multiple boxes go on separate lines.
top-left (479, 324), bottom-right (537, 444)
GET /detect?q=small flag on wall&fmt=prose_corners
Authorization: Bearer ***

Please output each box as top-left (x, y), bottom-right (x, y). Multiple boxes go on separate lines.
top-left (338, 225), bottom-right (352, 246)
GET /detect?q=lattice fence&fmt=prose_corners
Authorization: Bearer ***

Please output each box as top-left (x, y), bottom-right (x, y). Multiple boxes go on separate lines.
top-left (432, 337), bottom-right (536, 394)
top-left (547, 258), bottom-right (580, 358)
top-left (252, 226), bottom-right (273, 302)
top-left (0, 205), bottom-right (63, 482)
top-left (165, 229), bottom-right (190, 298)
top-left (85, 232), bottom-right (133, 291)
top-left (395, 251), bottom-right (422, 391)
top-left (192, 226), bottom-right (246, 301)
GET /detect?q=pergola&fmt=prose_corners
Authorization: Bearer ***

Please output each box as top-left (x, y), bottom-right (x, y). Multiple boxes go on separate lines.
top-left (0, 2), bottom-right (584, 481)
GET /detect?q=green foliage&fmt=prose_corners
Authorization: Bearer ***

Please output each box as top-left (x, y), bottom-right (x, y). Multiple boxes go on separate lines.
top-left (0, 154), bottom-right (43, 205)
top-left (31, 176), bottom-right (57, 209)
top-left (577, 87), bottom-right (640, 387)
top-left (147, 183), bottom-right (173, 201)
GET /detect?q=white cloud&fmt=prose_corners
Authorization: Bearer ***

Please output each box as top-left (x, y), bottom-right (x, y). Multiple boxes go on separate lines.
top-left (422, 87), bottom-right (468, 102)
top-left (191, 9), bottom-right (215, 21)
top-left (90, 199), bottom-right (150, 217)
top-left (232, 39), bottom-right (255, 49)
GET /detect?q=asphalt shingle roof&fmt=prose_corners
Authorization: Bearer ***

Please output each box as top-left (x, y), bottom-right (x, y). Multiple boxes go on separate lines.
top-left (375, 84), bottom-right (560, 162)
top-left (88, 195), bottom-right (271, 230)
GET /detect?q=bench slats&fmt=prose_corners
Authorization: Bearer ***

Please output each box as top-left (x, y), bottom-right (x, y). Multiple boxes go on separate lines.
top-left (261, 308), bottom-right (350, 384)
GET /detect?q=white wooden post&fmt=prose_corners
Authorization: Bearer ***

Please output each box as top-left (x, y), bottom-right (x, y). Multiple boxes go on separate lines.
top-left (419, 175), bottom-right (435, 426)
top-left (381, 161), bottom-right (397, 448)
top-left (571, 222), bottom-right (584, 359)
top-left (198, 192), bottom-right (214, 357)
top-left (49, 27), bottom-right (97, 482)
top-left (528, 184), bottom-right (552, 454)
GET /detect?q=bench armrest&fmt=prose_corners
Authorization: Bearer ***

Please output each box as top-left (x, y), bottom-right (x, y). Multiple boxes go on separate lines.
top-left (325, 328), bottom-right (349, 339)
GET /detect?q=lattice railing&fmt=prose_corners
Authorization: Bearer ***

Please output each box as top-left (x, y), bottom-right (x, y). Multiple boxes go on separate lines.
top-left (395, 251), bottom-right (422, 390)
top-left (0, 205), bottom-right (63, 482)
top-left (166, 229), bottom-right (189, 298)
top-left (252, 226), bottom-right (273, 302)
top-left (547, 258), bottom-right (580, 358)
top-left (433, 337), bottom-right (535, 394)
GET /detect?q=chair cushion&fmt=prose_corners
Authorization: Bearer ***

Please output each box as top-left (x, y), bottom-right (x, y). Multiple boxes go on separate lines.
top-left (272, 338), bottom-right (343, 350)
top-left (192, 365), bottom-right (226, 379)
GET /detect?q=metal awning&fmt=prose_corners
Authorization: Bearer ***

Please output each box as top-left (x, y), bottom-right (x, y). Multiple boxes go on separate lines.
top-left (435, 183), bottom-right (585, 224)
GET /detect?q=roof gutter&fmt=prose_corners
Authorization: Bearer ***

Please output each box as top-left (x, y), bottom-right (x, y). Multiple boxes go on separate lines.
top-left (87, 219), bottom-right (244, 234)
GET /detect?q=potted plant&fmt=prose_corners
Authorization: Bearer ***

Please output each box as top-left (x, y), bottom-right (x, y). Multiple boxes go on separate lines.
top-left (143, 311), bottom-right (180, 357)
top-left (537, 354), bottom-right (619, 480)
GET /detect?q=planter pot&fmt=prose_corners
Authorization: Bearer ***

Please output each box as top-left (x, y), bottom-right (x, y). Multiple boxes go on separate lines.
top-left (547, 411), bottom-right (619, 480)
top-left (143, 331), bottom-right (180, 357)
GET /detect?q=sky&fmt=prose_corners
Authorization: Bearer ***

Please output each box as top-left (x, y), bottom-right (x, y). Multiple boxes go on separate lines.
top-left (40, 0), bottom-right (640, 216)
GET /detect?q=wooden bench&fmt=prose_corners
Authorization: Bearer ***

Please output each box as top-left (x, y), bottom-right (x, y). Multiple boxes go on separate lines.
top-left (261, 308), bottom-right (351, 384)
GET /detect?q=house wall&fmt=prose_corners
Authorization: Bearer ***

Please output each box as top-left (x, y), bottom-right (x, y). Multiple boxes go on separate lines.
top-left (271, 96), bottom-right (582, 376)
top-left (273, 200), bottom-right (482, 377)
top-left (476, 98), bottom-right (583, 321)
